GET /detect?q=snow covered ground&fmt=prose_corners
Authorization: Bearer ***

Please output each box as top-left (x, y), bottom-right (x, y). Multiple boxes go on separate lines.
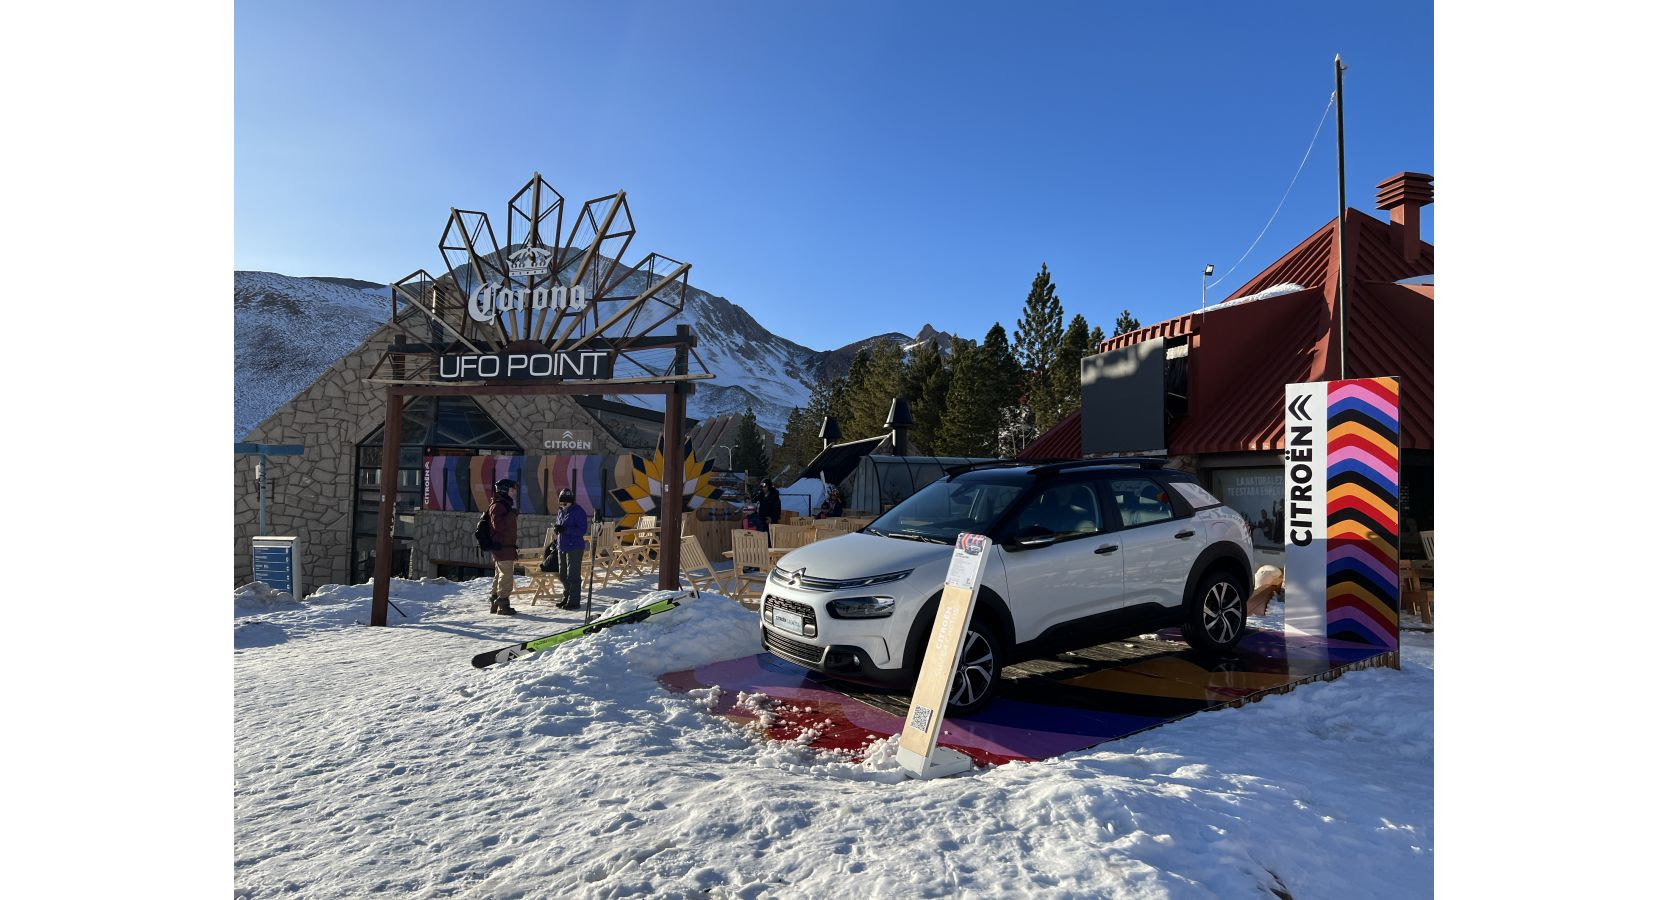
top-left (234, 575), bottom-right (1432, 898)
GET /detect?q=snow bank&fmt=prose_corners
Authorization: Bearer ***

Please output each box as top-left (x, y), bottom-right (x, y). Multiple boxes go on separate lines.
top-left (235, 577), bottom-right (1432, 897)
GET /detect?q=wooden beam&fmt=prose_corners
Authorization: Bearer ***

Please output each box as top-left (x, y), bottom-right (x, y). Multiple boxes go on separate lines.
top-left (369, 388), bottom-right (404, 627)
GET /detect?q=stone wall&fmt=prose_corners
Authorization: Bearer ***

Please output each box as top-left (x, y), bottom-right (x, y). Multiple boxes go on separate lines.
top-left (409, 510), bottom-right (563, 579)
top-left (234, 322), bottom-right (639, 593)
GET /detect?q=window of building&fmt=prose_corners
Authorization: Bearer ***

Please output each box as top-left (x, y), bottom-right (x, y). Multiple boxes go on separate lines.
top-left (351, 396), bottom-right (520, 584)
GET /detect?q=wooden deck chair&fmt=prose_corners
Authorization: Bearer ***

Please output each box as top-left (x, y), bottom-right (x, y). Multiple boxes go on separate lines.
top-left (769, 523), bottom-right (816, 550)
top-left (508, 526), bottom-right (562, 606)
top-left (813, 520), bottom-right (843, 542)
top-left (729, 529), bottom-right (770, 607)
top-left (593, 526), bottom-right (647, 588)
top-left (1400, 560), bottom-right (1434, 624)
top-left (679, 534), bottom-right (736, 599)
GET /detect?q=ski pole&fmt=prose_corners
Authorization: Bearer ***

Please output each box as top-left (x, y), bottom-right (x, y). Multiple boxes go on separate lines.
top-left (584, 515), bottom-right (601, 625)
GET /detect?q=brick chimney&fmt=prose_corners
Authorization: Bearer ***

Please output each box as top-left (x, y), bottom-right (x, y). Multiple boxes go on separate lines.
top-left (1375, 172), bottom-right (1434, 264)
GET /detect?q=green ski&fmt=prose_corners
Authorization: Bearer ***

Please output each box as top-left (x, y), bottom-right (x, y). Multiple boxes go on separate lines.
top-left (471, 596), bottom-right (684, 669)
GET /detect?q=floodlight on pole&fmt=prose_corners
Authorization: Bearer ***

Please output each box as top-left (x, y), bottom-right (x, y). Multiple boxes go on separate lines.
top-left (1202, 264), bottom-right (1214, 308)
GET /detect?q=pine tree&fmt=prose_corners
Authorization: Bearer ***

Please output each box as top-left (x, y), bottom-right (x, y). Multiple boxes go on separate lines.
top-left (1087, 324), bottom-right (1106, 351)
top-left (937, 337), bottom-right (999, 457)
top-left (830, 350), bottom-right (868, 434)
top-left (733, 406), bottom-right (770, 477)
top-left (983, 322), bottom-right (1023, 411)
top-left (1045, 313), bottom-right (1093, 429)
top-left (903, 345), bottom-right (948, 453)
top-left (776, 406), bottom-right (817, 474)
top-left (1014, 264), bottom-right (1065, 424)
top-left (849, 341), bottom-right (905, 438)
top-left (1114, 309), bottom-right (1141, 335)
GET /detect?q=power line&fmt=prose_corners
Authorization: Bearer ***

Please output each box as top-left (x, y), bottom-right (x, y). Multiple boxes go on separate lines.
top-left (1207, 91), bottom-right (1337, 293)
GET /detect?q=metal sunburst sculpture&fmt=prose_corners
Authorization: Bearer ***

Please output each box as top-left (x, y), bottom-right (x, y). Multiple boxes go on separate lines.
top-left (369, 172), bottom-right (712, 386)
top-left (611, 436), bottom-right (719, 529)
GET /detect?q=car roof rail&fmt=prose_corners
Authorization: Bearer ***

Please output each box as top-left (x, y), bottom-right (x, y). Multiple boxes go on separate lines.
top-left (1031, 456), bottom-right (1171, 477)
top-left (944, 459), bottom-right (1031, 479)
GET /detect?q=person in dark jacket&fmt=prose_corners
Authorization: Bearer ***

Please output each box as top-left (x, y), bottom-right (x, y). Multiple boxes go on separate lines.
top-left (816, 487), bottom-right (844, 519)
top-left (547, 488), bottom-right (589, 610)
top-left (488, 478), bottom-right (520, 615)
top-left (757, 478), bottom-right (782, 528)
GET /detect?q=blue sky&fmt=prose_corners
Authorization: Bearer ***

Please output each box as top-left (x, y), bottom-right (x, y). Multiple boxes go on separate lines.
top-left (236, 0), bottom-right (1432, 350)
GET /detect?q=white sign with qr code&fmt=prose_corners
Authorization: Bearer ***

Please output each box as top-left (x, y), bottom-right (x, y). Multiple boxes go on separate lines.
top-left (896, 532), bottom-right (990, 779)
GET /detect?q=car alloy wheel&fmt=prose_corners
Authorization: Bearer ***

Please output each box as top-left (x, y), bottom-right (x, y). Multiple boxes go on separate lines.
top-left (1201, 580), bottom-right (1245, 644)
top-left (947, 626), bottom-right (999, 713)
top-left (1184, 572), bottom-right (1247, 653)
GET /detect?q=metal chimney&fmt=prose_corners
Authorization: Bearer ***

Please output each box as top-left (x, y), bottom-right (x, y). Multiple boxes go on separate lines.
top-left (819, 416), bottom-right (842, 449)
top-left (1375, 172), bottom-right (1434, 264)
top-left (885, 397), bottom-right (913, 457)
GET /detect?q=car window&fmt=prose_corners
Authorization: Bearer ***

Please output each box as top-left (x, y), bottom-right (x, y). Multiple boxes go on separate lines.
top-left (869, 478), bottom-right (1026, 543)
top-left (1169, 480), bottom-right (1220, 510)
top-left (1104, 476), bottom-right (1176, 527)
top-left (1013, 481), bottom-right (1102, 538)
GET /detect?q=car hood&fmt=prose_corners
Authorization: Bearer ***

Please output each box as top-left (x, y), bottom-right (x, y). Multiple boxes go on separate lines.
top-left (773, 532), bottom-right (953, 582)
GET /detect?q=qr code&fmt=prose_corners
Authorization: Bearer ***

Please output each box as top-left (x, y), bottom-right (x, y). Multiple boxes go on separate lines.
top-left (908, 704), bottom-right (934, 733)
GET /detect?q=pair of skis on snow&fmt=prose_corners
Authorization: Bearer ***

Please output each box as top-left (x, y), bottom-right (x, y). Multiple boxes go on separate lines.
top-left (470, 595), bottom-right (684, 669)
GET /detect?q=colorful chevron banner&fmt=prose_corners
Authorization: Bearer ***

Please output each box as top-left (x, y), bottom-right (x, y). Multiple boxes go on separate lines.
top-left (1283, 377), bottom-right (1401, 649)
top-left (423, 454), bottom-right (605, 515)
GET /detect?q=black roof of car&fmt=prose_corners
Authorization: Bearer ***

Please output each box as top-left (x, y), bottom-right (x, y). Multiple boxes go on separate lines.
top-left (945, 458), bottom-right (1195, 481)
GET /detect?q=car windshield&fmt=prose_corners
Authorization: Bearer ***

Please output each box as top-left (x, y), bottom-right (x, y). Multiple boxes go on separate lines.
top-left (865, 475), bottom-right (1028, 544)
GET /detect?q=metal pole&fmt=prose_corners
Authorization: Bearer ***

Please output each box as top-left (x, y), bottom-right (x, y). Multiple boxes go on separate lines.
top-left (1335, 53), bottom-right (1349, 380)
top-left (370, 389), bottom-right (404, 627)
top-left (256, 455), bottom-right (268, 535)
top-left (584, 516), bottom-right (600, 624)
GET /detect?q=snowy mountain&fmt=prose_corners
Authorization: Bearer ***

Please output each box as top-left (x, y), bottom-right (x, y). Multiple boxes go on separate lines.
top-left (234, 268), bottom-right (951, 439)
top-left (234, 272), bottom-right (389, 439)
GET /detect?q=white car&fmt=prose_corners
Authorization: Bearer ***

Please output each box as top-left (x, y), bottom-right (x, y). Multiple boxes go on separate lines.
top-left (760, 459), bottom-right (1254, 713)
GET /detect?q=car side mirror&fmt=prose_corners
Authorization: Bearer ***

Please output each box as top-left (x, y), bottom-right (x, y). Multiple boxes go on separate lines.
top-left (1014, 525), bottom-right (1057, 549)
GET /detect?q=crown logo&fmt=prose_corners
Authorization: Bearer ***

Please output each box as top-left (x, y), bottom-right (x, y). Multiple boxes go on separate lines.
top-left (507, 242), bottom-right (553, 276)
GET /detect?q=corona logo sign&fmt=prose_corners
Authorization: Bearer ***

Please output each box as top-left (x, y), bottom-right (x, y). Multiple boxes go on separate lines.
top-left (466, 280), bottom-right (589, 323)
top-left (507, 242), bottom-right (553, 276)
top-left (375, 171), bottom-right (714, 387)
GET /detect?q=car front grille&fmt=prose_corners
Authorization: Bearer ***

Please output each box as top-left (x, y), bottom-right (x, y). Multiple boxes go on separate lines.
top-left (762, 628), bottom-right (826, 668)
top-left (764, 595), bottom-right (814, 618)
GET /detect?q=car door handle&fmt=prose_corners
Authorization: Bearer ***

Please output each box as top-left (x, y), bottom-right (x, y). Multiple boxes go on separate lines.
top-left (1095, 544), bottom-right (1119, 554)
top-left (1173, 530), bottom-right (1195, 539)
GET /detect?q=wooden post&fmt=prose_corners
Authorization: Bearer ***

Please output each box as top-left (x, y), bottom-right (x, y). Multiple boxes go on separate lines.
top-left (658, 325), bottom-right (693, 590)
top-left (370, 388), bottom-right (403, 627)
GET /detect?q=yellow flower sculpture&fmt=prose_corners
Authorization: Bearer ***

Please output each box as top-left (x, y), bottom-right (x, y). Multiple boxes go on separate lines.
top-left (610, 436), bottom-right (719, 529)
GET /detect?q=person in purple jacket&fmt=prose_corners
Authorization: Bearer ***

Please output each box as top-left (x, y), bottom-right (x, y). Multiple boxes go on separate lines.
top-left (549, 488), bottom-right (589, 610)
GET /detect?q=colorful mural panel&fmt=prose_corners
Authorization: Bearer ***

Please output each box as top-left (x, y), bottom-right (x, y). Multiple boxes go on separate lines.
top-left (424, 454), bottom-right (606, 515)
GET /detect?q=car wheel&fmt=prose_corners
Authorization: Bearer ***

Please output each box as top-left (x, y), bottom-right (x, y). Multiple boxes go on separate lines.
top-left (1183, 571), bottom-right (1247, 653)
top-left (945, 620), bottom-right (1003, 716)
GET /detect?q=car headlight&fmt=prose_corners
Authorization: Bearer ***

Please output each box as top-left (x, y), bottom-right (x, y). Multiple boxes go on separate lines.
top-left (827, 596), bottom-right (896, 619)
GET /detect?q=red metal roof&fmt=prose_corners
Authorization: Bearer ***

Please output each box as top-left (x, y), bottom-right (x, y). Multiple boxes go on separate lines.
top-left (1021, 206), bottom-right (1433, 459)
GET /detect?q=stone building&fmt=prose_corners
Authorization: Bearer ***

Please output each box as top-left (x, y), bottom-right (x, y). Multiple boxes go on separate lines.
top-left (234, 321), bottom-right (684, 593)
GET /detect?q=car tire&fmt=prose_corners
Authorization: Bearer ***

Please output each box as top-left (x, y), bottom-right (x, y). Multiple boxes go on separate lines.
top-left (945, 619), bottom-right (1003, 716)
top-left (1182, 570), bottom-right (1248, 654)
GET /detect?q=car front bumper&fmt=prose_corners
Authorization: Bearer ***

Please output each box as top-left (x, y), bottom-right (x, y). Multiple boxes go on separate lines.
top-left (759, 624), bottom-right (915, 689)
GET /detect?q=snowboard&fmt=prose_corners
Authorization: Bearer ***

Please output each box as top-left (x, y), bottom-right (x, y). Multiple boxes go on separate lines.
top-left (471, 596), bottom-right (683, 669)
